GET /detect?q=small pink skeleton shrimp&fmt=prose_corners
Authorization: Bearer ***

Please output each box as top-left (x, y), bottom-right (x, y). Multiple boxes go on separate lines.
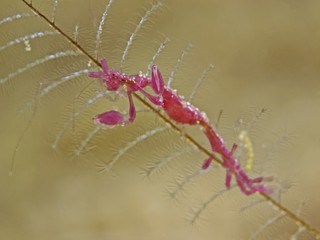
top-left (88, 59), bottom-right (272, 195)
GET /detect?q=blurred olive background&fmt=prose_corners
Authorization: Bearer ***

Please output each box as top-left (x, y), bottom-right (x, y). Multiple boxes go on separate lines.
top-left (1, 0), bottom-right (320, 239)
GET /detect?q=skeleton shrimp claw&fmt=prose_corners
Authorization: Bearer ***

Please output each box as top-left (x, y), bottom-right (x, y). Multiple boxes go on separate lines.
top-left (93, 91), bottom-right (136, 128)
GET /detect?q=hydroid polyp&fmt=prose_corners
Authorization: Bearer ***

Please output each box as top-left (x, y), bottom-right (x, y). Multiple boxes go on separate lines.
top-left (1, 0), bottom-right (320, 239)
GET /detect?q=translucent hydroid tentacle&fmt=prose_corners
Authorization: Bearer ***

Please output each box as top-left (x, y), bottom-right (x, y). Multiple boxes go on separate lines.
top-left (51, 0), bottom-right (58, 23)
top-left (169, 168), bottom-right (210, 199)
top-left (52, 90), bottom-right (110, 150)
top-left (144, 147), bottom-right (193, 177)
top-left (73, 24), bottom-right (79, 42)
top-left (0, 12), bottom-right (36, 26)
top-left (246, 107), bottom-right (268, 131)
top-left (0, 50), bottom-right (82, 85)
top-left (0, 30), bottom-right (58, 52)
top-left (189, 64), bottom-right (214, 103)
top-left (75, 126), bottom-right (100, 156)
top-left (291, 227), bottom-right (305, 240)
top-left (146, 37), bottom-right (170, 76)
top-left (120, 1), bottom-right (162, 69)
top-left (290, 202), bottom-right (306, 240)
top-left (190, 185), bottom-right (236, 224)
top-left (10, 83), bottom-right (42, 176)
top-left (167, 43), bottom-right (192, 87)
top-left (101, 126), bottom-right (168, 172)
top-left (21, 68), bottom-right (92, 114)
top-left (260, 133), bottom-right (290, 174)
top-left (94, 0), bottom-right (115, 59)
top-left (239, 198), bottom-right (265, 212)
top-left (249, 213), bottom-right (286, 240)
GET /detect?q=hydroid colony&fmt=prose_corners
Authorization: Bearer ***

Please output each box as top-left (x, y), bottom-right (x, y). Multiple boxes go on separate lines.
top-left (1, 0), bottom-right (320, 239)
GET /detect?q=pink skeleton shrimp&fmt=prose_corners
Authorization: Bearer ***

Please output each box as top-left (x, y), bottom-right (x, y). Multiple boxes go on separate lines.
top-left (88, 59), bottom-right (272, 195)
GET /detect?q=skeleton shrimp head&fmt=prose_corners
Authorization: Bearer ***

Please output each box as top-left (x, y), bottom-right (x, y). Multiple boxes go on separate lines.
top-left (88, 59), bottom-right (164, 129)
top-left (88, 59), bottom-right (125, 91)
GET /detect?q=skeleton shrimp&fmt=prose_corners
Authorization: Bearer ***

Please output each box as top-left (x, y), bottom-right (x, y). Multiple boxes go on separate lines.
top-left (88, 59), bottom-right (272, 195)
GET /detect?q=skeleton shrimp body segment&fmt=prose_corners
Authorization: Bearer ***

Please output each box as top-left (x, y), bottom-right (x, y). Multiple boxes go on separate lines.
top-left (162, 87), bottom-right (203, 125)
top-left (88, 59), bottom-right (272, 195)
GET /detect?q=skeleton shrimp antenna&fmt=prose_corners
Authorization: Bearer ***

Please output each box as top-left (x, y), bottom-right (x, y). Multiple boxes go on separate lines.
top-left (20, 1), bottom-right (320, 238)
